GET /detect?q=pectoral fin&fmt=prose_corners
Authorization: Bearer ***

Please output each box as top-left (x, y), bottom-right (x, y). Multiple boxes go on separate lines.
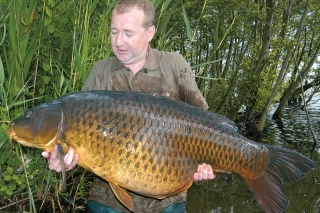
top-left (109, 181), bottom-right (134, 211)
top-left (57, 143), bottom-right (66, 190)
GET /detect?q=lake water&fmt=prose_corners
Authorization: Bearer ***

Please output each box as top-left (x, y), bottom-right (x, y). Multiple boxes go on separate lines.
top-left (186, 101), bottom-right (320, 213)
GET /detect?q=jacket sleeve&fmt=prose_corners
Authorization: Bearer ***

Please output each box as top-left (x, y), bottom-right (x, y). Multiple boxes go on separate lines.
top-left (82, 64), bottom-right (100, 91)
top-left (82, 58), bottom-right (113, 91)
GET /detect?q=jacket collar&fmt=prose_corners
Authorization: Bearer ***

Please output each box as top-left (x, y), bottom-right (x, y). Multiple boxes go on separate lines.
top-left (110, 47), bottom-right (160, 72)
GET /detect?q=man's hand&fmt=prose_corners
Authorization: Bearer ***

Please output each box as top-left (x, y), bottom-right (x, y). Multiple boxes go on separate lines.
top-left (41, 145), bottom-right (79, 172)
top-left (194, 163), bottom-right (215, 181)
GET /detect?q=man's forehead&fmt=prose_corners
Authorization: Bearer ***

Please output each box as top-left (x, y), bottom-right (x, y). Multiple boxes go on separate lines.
top-left (111, 8), bottom-right (145, 29)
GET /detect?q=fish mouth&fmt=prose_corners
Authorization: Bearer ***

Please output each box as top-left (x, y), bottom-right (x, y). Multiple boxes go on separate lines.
top-left (7, 132), bottom-right (30, 146)
top-left (6, 124), bottom-right (21, 144)
top-left (6, 125), bottom-right (38, 148)
top-left (6, 124), bottom-right (15, 144)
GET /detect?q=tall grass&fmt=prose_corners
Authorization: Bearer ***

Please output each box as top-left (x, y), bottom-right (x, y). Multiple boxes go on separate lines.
top-left (1, 2), bottom-right (42, 211)
top-left (0, 0), bottom-right (116, 211)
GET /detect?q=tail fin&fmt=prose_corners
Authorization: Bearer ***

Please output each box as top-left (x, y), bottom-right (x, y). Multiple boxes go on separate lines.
top-left (245, 146), bottom-right (316, 213)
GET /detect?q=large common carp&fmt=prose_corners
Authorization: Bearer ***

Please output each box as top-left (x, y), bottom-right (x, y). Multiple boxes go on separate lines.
top-left (7, 90), bottom-right (316, 213)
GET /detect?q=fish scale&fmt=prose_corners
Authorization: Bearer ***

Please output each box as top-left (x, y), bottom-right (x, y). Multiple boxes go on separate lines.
top-left (7, 90), bottom-right (316, 213)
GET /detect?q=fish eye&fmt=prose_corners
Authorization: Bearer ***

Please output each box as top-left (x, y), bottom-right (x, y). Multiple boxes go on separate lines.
top-left (25, 111), bottom-right (32, 118)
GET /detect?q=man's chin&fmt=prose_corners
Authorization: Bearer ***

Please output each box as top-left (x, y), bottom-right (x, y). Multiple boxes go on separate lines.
top-left (117, 56), bottom-right (135, 66)
top-left (117, 55), bottom-right (130, 63)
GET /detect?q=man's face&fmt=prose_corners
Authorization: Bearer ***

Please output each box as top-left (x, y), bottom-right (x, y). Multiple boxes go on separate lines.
top-left (111, 7), bottom-right (155, 66)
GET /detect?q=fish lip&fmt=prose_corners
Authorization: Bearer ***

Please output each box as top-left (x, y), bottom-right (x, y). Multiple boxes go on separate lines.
top-left (6, 124), bottom-right (15, 144)
top-left (6, 125), bottom-right (30, 146)
top-left (8, 132), bottom-right (18, 144)
top-left (6, 122), bottom-right (12, 134)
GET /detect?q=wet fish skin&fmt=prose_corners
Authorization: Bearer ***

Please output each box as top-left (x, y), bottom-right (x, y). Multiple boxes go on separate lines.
top-left (6, 90), bottom-right (316, 213)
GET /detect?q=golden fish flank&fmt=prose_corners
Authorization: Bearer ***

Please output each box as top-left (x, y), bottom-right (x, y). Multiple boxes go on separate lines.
top-left (7, 90), bottom-right (316, 212)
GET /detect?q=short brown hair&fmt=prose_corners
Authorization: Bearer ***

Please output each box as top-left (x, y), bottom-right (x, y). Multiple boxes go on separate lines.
top-left (113, 0), bottom-right (155, 29)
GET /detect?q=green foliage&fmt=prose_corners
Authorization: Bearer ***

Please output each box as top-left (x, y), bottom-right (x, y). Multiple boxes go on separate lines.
top-left (0, 138), bottom-right (44, 197)
top-left (152, 0), bottom-right (179, 49)
top-left (0, 150), bottom-right (46, 199)
top-left (0, 0), bottom-right (115, 211)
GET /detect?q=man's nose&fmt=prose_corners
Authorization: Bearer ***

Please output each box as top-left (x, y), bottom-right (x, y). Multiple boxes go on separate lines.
top-left (115, 34), bottom-right (124, 46)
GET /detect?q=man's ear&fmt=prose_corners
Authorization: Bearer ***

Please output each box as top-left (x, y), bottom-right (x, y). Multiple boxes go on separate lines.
top-left (147, 25), bottom-right (156, 42)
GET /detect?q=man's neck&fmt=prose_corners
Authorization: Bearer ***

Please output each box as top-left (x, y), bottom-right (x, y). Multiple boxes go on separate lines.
top-left (126, 58), bottom-right (146, 75)
top-left (126, 49), bottom-right (149, 75)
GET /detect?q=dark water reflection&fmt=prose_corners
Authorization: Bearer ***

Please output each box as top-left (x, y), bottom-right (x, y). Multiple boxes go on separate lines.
top-left (186, 102), bottom-right (320, 213)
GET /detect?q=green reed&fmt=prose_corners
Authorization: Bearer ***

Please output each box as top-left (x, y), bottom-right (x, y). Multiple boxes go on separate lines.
top-left (0, 0), bottom-right (116, 211)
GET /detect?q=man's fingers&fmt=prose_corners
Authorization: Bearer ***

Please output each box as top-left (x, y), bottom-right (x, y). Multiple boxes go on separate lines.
top-left (194, 173), bottom-right (199, 181)
top-left (48, 159), bottom-right (62, 172)
top-left (206, 164), bottom-right (215, 179)
top-left (74, 153), bottom-right (79, 161)
top-left (194, 164), bottom-right (203, 181)
top-left (66, 153), bottom-right (79, 171)
top-left (194, 163), bottom-right (216, 181)
top-left (202, 168), bottom-right (208, 179)
top-left (64, 147), bottom-right (75, 166)
top-left (41, 151), bottom-right (49, 159)
top-left (50, 145), bottom-right (58, 160)
top-left (42, 145), bottom-right (79, 172)
top-left (197, 164), bottom-right (203, 173)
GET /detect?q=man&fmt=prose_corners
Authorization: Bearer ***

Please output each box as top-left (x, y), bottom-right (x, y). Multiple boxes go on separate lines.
top-left (42, 0), bottom-right (215, 212)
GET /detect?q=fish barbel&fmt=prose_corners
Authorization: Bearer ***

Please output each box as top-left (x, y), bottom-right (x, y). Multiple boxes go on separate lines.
top-left (6, 90), bottom-right (316, 212)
